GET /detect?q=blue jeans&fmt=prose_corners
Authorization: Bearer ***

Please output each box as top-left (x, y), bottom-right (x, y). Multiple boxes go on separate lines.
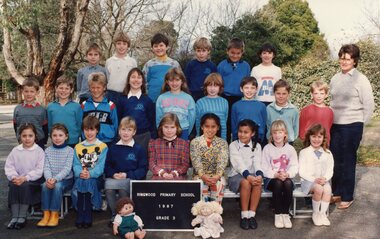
top-left (330, 122), bottom-right (363, 201)
top-left (41, 178), bottom-right (73, 211)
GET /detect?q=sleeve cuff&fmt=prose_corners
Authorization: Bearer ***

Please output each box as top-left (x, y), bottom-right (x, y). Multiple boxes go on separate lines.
top-left (242, 170), bottom-right (250, 179)
top-left (172, 170), bottom-right (179, 177)
top-left (255, 170), bottom-right (264, 177)
top-left (158, 169), bottom-right (165, 177)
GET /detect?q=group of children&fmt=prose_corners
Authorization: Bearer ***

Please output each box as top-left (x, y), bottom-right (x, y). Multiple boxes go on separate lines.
top-left (5, 31), bottom-right (336, 235)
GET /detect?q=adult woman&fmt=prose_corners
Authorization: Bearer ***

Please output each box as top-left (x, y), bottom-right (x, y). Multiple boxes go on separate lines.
top-left (329, 44), bottom-right (375, 209)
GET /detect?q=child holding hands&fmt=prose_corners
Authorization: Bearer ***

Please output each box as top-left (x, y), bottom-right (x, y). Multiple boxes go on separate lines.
top-left (262, 120), bottom-right (298, 229)
top-left (228, 119), bottom-right (263, 230)
top-left (148, 113), bottom-right (190, 180)
top-left (299, 124), bottom-right (334, 226)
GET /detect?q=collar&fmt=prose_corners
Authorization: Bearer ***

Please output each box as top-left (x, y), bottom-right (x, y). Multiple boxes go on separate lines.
top-left (22, 102), bottom-right (39, 108)
top-left (87, 97), bottom-right (107, 103)
top-left (116, 139), bottom-right (135, 147)
top-left (227, 58), bottom-right (243, 64)
top-left (16, 143), bottom-right (38, 151)
top-left (111, 54), bottom-right (130, 60)
top-left (342, 68), bottom-right (355, 76)
top-left (88, 64), bottom-right (100, 69)
top-left (156, 55), bottom-right (168, 62)
top-left (82, 139), bottom-right (101, 145)
top-left (128, 91), bottom-right (142, 99)
top-left (53, 143), bottom-right (68, 149)
top-left (237, 140), bottom-right (252, 148)
top-left (54, 99), bottom-right (72, 105)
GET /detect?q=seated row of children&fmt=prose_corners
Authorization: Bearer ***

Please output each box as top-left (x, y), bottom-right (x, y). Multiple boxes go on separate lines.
top-left (5, 109), bottom-right (333, 232)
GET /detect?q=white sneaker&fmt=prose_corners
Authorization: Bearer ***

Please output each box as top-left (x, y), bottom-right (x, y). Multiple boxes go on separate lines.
top-left (282, 214), bottom-right (292, 228)
top-left (312, 212), bottom-right (322, 226)
top-left (274, 214), bottom-right (284, 228)
top-left (319, 213), bottom-right (331, 226)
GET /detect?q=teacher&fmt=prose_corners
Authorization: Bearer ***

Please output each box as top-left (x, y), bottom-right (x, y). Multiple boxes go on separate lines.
top-left (329, 44), bottom-right (375, 209)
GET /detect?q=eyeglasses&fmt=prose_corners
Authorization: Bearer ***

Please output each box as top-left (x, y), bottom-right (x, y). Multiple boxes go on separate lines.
top-left (339, 58), bottom-right (354, 63)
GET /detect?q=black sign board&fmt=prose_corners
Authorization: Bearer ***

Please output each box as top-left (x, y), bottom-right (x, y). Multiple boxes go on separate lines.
top-left (130, 180), bottom-right (202, 231)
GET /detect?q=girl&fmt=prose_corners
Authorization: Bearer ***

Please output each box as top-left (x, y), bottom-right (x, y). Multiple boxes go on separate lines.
top-left (262, 120), bottom-right (298, 229)
top-left (156, 67), bottom-right (196, 140)
top-left (47, 75), bottom-right (82, 147)
top-left (38, 124), bottom-right (74, 228)
top-left (148, 113), bottom-right (190, 180)
top-left (228, 119), bottom-right (263, 230)
top-left (72, 115), bottom-right (108, 228)
top-left (5, 123), bottom-right (45, 230)
top-left (195, 73), bottom-right (228, 140)
top-left (118, 68), bottom-right (156, 152)
top-left (191, 113), bottom-right (228, 204)
top-left (105, 117), bottom-right (148, 225)
top-left (299, 124), bottom-right (334, 226)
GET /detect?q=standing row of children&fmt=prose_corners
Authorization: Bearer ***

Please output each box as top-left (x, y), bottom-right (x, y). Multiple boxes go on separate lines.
top-left (5, 31), bottom-right (335, 234)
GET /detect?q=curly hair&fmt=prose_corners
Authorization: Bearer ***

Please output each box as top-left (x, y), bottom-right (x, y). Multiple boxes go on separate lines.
top-left (191, 201), bottom-right (223, 216)
top-left (115, 197), bottom-right (135, 214)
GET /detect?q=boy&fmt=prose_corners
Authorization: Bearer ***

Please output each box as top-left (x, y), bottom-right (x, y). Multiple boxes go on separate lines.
top-left (185, 37), bottom-right (217, 102)
top-left (106, 32), bottom-right (137, 106)
top-left (217, 38), bottom-right (251, 142)
top-left (231, 77), bottom-right (267, 143)
top-left (81, 72), bottom-right (118, 145)
top-left (13, 77), bottom-right (47, 149)
top-left (251, 43), bottom-right (282, 106)
top-left (266, 79), bottom-right (299, 143)
top-left (299, 80), bottom-right (334, 144)
top-left (47, 75), bottom-right (83, 147)
top-left (77, 43), bottom-right (108, 104)
top-left (143, 33), bottom-right (181, 103)
top-left (228, 119), bottom-right (263, 230)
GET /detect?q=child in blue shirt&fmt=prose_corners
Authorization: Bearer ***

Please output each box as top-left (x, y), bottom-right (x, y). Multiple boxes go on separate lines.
top-left (77, 43), bottom-right (108, 104)
top-left (185, 37), bottom-right (217, 102)
top-left (156, 68), bottom-right (195, 140)
top-left (81, 72), bottom-right (118, 145)
top-left (195, 73), bottom-right (228, 140)
top-left (231, 77), bottom-right (267, 143)
top-left (118, 68), bottom-right (155, 152)
top-left (143, 33), bottom-right (180, 103)
top-left (47, 75), bottom-right (82, 147)
top-left (217, 38), bottom-right (250, 142)
top-left (266, 79), bottom-right (299, 143)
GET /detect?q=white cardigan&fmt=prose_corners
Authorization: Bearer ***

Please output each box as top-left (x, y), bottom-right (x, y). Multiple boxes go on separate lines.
top-left (298, 146), bottom-right (334, 182)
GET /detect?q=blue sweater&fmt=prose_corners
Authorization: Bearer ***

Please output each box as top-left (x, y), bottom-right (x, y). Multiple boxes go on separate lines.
top-left (195, 96), bottom-right (228, 140)
top-left (217, 59), bottom-right (250, 96)
top-left (185, 59), bottom-right (217, 93)
top-left (81, 97), bottom-right (118, 143)
top-left (231, 99), bottom-right (267, 141)
top-left (143, 57), bottom-right (180, 103)
top-left (266, 102), bottom-right (299, 142)
top-left (104, 142), bottom-right (148, 180)
top-left (156, 91), bottom-right (196, 132)
top-left (117, 95), bottom-right (156, 137)
top-left (47, 100), bottom-right (83, 145)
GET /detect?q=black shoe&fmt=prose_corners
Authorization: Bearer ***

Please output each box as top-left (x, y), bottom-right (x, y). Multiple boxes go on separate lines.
top-left (249, 217), bottom-right (258, 229)
top-left (240, 218), bottom-right (249, 230)
top-left (14, 221), bottom-right (26, 230)
top-left (83, 223), bottom-right (92, 229)
top-left (7, 221), bottom-right (17, 229)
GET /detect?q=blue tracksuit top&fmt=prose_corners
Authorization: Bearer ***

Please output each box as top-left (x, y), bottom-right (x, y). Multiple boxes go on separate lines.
top-left (217, 59), bottom-right (250, 96)
top-left (185, 59), bottom-right (217, 94)
top-left (117, 95), bottom-right (156, 136)
top-left (231, 99), bottom-right (267, 141)
top-left (81, 97), bottom-right (118, 143)
top-left (266, 102), bottom-right (299, 142)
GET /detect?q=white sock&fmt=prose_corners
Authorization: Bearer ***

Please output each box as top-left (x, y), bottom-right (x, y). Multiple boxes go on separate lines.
top-left (312, 200), bottom-right (321, 213)
top-left (241, 211), bottom-right (249, 219)
top-left (320, 201), bottom-right (330, 214)
top-left (248, 210), bottom-right (256, 218)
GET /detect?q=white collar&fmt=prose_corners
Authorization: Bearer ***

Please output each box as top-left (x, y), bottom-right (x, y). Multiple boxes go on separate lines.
top-left (116, 139), bottom-right (135, 147)
top-left (237, 140), bottom-right (252, 148)
top-left (16, 143), bottom-right (38, 151)
top-left (127, 91), bottom-right (142, 99)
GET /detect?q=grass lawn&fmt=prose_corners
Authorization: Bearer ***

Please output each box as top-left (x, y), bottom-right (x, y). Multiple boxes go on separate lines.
top-left (358, 145), bottom-right (380, 166)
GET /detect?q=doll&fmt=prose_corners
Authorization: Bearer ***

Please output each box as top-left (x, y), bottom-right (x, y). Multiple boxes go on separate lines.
top-left (113, 197), bottom-right (146, 239)
top-left (191, 201), bottom-right (224, 239)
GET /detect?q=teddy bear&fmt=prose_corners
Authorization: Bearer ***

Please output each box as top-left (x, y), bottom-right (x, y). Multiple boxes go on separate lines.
top-left (113, 197), bottom-right (146, 239)
top-left (191, 201), bottom-right (224, 239)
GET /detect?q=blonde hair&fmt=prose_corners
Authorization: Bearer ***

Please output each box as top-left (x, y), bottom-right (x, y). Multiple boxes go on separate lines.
top-left (119, 116), bottom-right (137, 131)
top-left (113, 31), bottom-right (131, 46)
top-left (269, 120), bottom-right (288, 144)
top-left (191, 201), bottom-right (223, 216)
top-left (157, 113), bottom-right (182, 138)
top-left (193, 37), bottom-right (212, 51)
top-left (310, 80), bottom-right (329, 94)
top-left (161, 67), bottom-right (189, 94)
top-left (203, 73), bottom-right (224, 95)
top-left (88, 72), bottom-right (107, 87)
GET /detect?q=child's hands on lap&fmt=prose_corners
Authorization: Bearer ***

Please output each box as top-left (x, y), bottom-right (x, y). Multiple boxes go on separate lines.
top-left (162, 172), bottom-right (174, 179)
top-left (12, 176), bottom-right (27, 186)
top-left (113, 172), bottom-right (127, 179)
top-left (80, 168), bottom-right (90, 179)
top-left (46, 178), bottom-right (57, 189)
top-left (315, 177), bottom-right (326, 185)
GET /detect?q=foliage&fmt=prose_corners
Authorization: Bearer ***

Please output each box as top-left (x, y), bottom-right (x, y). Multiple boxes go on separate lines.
top-left (210, 0), bottom-right (328, 67)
